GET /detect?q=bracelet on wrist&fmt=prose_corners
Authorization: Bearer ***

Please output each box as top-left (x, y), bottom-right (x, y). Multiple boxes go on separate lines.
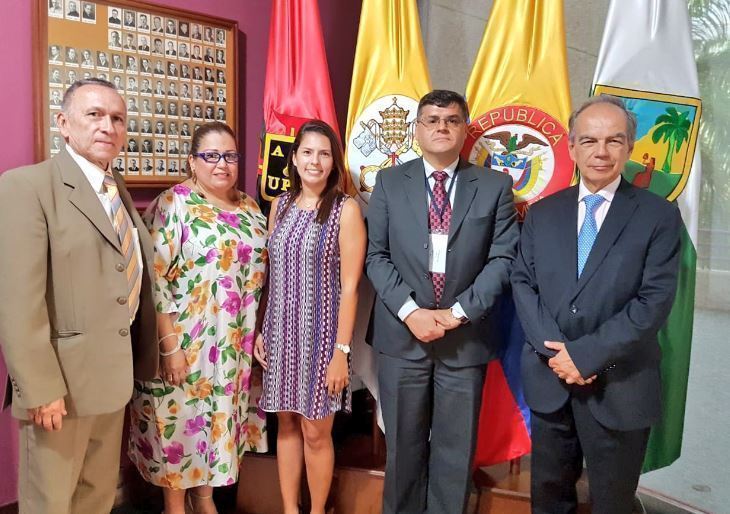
top-left (158, 333), bottom-right (177, 345)
top-left (159, 339), bottom-right (182, 356)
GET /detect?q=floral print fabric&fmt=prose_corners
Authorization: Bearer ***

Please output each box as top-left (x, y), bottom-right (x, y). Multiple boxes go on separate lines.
top-left (128, 184), bottom-right (268, 489)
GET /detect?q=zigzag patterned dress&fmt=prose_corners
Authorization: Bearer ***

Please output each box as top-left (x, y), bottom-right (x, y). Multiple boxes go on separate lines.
top-left (260, 193), bottom-right (351, 420)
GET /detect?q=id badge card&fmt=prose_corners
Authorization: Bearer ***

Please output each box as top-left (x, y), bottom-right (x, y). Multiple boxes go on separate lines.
top-left (428, 233), bottom-right (448, 274)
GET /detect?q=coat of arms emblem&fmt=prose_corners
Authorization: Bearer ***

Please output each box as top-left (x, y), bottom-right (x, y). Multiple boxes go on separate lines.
top-left (347, 95), bottom-right (421, 202)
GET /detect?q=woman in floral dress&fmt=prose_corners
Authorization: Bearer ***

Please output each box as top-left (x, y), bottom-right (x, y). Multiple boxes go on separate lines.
top-left (128, 122), bottom-right (267, 514)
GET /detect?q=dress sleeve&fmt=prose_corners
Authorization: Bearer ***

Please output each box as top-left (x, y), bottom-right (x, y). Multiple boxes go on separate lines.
top-left (146, 190), bottom-right (183, 313)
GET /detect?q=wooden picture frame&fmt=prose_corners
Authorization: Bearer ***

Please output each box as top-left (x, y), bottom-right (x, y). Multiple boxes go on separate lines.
top-left (35, 0), bottom-right (238, 187)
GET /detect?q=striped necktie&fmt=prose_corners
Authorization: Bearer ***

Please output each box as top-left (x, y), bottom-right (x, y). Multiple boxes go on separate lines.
top-left (103, 172), bottom-right (142, 319)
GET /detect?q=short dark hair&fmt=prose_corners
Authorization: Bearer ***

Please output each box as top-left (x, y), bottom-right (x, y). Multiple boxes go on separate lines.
top-left (417, 90), bottom-right (469, 122)
top-left (61, 78), bottom-right (117, 111)
top-left (568, 95), bottom-right (637, 148)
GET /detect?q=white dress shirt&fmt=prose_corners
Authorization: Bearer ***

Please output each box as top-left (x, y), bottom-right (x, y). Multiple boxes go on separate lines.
top-left (398, 157), bottom-right (468, 322)
top-left (577, 174), bottom-right (621, 234)
top-left (66, 145), bottom-right (143, 321)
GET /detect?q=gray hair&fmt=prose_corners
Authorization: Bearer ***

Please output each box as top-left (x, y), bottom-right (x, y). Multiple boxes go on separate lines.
top-left (568, 95), bottom-right (637, 148)
top-left (61, 78), bottom-right (117, 112)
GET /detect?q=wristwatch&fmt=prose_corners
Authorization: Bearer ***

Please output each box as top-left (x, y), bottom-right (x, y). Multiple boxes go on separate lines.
top-left (334, 343), bottom-right (351, 355)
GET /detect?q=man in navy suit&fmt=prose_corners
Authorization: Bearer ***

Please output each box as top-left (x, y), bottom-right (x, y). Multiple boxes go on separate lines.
top-left (511, 95), bottom-right (682, 514)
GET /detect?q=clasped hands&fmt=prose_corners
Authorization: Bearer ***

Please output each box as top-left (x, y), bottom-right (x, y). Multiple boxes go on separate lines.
top-left (405, 308), bottom-right (461, 343)
top-left (544, 341), bottom-right (596, 386)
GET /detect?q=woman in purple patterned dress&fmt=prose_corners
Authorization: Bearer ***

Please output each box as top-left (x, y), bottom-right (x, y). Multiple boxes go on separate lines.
top-left (254, 120), bottom-right (366, 514)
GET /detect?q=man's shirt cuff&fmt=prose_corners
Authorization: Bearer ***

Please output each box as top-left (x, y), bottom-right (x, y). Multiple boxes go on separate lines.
top-left (398, 297), bottom-right (420, 321)
top-left (451, 302), bottom-right (468, 320)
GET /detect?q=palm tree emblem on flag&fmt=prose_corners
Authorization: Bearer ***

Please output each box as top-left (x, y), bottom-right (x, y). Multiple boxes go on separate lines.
top-left (652, 107), bottom-right (691, 172)
top-left (594, 85), bottom-right (702, 201)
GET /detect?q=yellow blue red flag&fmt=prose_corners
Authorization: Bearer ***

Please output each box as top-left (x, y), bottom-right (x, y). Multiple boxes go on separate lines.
top-left (464, 0), bottom-right (573, 468)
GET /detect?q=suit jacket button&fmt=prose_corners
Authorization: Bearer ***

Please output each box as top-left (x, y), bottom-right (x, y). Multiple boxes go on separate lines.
top-left (117, 296), bottom-right (128, 305)
top-left (115, 263), bottom-right (125, 272)
top-left (119, 328), bottom-right (129, 337)
top-left (423, 273), bottom-right (429, 279)
top-left (447, 248), bottom-right (452, 253)
top-left (570, 304), bottom-right (578, 314)
top-left (423, 243), bottom-right (428, 249)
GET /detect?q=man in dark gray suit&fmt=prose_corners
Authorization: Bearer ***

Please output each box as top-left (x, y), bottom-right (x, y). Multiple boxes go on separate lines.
top-left (511, 96), bottom-right (682, 514)
top-left (366, 90), bottom-right (519, 514)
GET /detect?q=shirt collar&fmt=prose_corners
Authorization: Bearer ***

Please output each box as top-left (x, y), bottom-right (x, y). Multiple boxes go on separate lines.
top-left (423, 156), bottom-right (460, 180)
top-left (578, 174), bottom-right (621, 204)
top-left (65, 144), bottom-right (109, 194)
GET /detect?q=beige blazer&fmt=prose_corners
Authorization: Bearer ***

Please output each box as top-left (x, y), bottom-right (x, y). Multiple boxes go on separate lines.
top-left (0, 149), bottom-right (158, 419)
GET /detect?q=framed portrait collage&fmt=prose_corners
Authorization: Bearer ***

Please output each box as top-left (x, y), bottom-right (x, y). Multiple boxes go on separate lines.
top-left (36, 0), bottom-right (238, 186)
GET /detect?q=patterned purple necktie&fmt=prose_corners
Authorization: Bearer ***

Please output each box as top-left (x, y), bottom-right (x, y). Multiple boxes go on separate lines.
top-left (429, 170), bottom-right (451, 305)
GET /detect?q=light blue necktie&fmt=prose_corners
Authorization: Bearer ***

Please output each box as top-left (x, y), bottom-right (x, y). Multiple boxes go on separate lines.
top-left (577, 194), bottom-right (605, 277)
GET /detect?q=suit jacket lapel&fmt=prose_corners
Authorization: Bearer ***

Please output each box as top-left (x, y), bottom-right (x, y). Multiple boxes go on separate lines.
top-left (58, 149), bottom-right (121, 252)
top-left (448, 160), bottom-right (477, 244)
top-left (571, 178), bottom-right (637, 298)
top-left (402, 159), bottom-right (429, 238)
top-left (556, 187), bottom-right (579, 288)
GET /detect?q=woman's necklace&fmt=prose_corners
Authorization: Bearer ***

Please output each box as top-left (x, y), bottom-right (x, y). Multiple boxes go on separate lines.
top-left (297, 195), bottom-right (320, 210)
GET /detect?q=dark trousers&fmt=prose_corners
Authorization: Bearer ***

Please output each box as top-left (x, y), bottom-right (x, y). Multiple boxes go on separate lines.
top-left (530, 396), bottom-right (650, 514)
top-left (378, 352), bottom-right (485, 514)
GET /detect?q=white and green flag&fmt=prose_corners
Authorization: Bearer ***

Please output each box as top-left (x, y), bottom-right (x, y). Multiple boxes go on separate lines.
top-left (592, 0), bottom-right (702, 472)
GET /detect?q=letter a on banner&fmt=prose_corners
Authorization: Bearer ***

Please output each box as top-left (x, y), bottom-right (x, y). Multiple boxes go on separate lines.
top-left (258, 0), bottom-right (351, 211)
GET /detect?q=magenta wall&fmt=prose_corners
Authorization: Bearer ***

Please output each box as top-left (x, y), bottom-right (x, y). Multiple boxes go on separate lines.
top-left (0, 3), bottom-right (30, 503)
top-left (0, 2), bottom-right (35, 174)
top-left (0, 0), bottom-right (360, 506)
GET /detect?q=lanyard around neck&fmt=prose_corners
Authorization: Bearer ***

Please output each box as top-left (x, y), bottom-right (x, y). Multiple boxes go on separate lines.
top-left (425, 170), bottom-right (457, 222)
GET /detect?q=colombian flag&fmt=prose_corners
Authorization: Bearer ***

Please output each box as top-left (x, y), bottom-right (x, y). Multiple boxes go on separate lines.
top-left (466, 0), bottom-right (573, 468)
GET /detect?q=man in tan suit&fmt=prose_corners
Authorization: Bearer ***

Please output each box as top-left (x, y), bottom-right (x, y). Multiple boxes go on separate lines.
top-left (0, 78), bottom-right (158, 514)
